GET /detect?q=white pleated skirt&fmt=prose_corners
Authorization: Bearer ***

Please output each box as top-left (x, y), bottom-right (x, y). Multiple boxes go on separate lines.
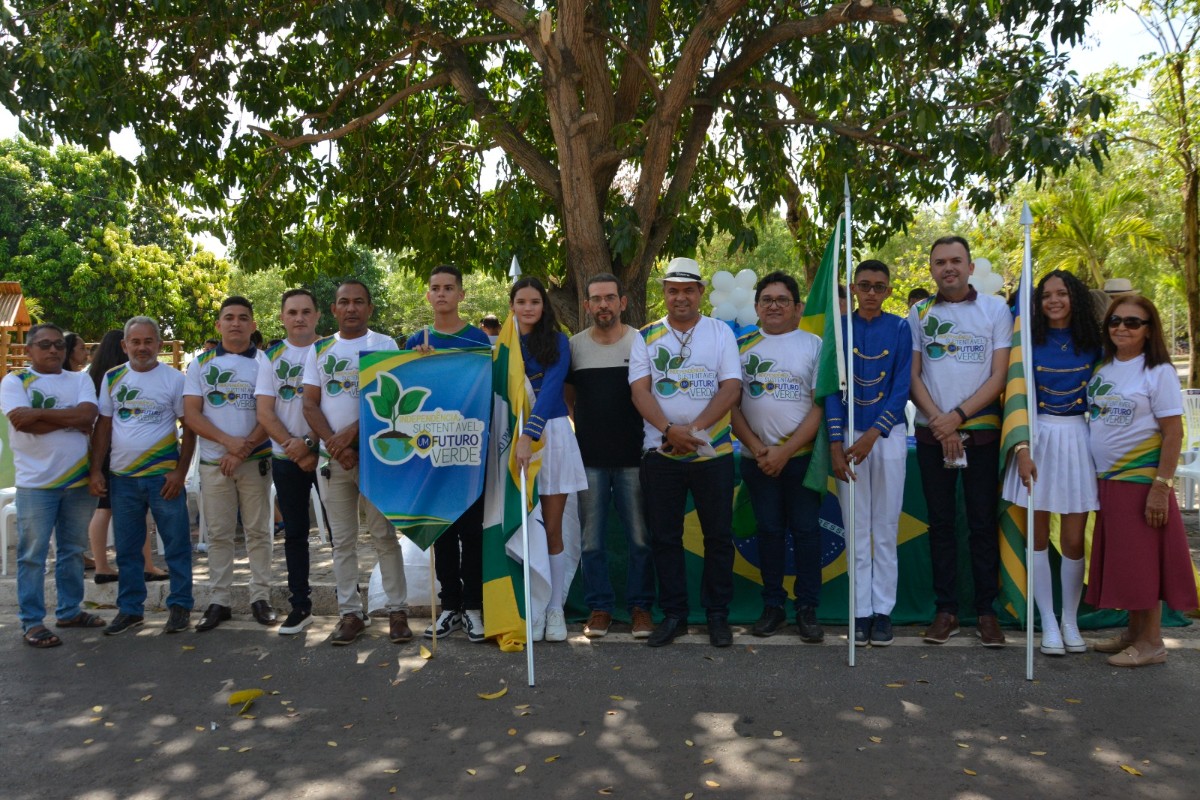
top-left (1001, 413), bottom-right (1099, 513)
top-left (535, 416), bottom-right (588, 496)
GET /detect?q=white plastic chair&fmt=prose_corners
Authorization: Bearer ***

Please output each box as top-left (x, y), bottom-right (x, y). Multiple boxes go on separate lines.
top-left (1176, 389), bottom-right (1200, 509)
top-left (0, 487), bottom-right (15, 575)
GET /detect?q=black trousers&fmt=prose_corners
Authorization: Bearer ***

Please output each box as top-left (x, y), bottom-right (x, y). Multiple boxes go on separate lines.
top-left (915, 439), bottom-right (1001, 617)
top-left (640, 452), bottom-right (735, 620)
top-left (434, 494), bottom-right (484, 611)
top-left (271, 458), bottom-right (320, 613)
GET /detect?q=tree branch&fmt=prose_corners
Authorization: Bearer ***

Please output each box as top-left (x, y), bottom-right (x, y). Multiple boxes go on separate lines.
top-left (250, 73), bottom-right (452, 148)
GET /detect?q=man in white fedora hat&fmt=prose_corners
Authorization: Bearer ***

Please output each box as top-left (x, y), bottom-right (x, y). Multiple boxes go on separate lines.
top-left (1102, 278), bottom-right (1137, 296)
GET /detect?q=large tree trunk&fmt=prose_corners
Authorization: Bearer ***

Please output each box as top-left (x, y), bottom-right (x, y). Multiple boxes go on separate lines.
top-left (1183, 166), bottom-right (1199, 388)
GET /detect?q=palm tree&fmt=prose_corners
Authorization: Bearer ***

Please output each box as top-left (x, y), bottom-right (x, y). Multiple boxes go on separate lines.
top-left (1032, 172), bottom-right (1163, 287)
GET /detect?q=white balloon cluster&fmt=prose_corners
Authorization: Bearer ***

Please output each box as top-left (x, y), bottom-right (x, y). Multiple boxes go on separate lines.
top-left (971, 257), bottom-right (1005, 296)
top-left (709, 269), bottom-right (760, 328)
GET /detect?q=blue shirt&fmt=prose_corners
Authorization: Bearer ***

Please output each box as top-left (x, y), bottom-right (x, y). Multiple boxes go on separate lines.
top-left (1031, 329), bottom-right (1098, 416)
top-left (522, 332), bottom-right (571, 442)
top-left (825, 310), bottom-right (912, 442)
top-left (403, 324), bottom-right (492, 351)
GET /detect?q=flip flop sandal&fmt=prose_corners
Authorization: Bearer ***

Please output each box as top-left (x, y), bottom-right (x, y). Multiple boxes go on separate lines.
top-left (24, 627), bottom-right (63, 648)
top-left (55, 611), bottom-right (106, 629)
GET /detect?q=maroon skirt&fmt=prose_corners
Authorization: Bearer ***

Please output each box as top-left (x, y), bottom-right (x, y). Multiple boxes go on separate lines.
top-left (1085, 479), bottom-right (1198, 611)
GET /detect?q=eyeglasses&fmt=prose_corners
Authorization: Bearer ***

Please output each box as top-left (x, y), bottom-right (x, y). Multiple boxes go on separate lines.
top-left (588, 294), bottom-right (620, 305)
top-left (31, 339), bottom-right (67, 351)
top-left (855, 282), bottom-right (890, 294)
top-left (1107, 315), bottom-right (1151, 330)
top-left (677, 345), bottom-right (692, 362)
top-left (757, 297), bottom-right (794, 308)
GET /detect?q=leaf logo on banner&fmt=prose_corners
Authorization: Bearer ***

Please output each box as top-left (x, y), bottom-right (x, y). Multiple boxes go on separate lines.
top-left (366, 372), bottom-right (429, 464)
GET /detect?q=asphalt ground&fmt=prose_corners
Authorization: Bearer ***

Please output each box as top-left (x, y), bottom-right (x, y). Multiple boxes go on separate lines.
top-left (2, 613), bottom-right (1198, 800)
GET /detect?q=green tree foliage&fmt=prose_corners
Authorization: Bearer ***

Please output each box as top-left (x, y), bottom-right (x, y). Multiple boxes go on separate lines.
top-left (1031, 170), bottom-right (1162, 287)
top-left (0, 138), bottom-right (228, 344)
top-left (0, 0), bottom-right (1110, 329)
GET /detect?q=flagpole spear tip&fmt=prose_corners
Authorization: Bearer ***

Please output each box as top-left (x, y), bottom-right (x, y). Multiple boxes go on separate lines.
top-left (509, 255), bottom-right (522, 281)
top-left (1020, 202), bottom-right (1034, 226)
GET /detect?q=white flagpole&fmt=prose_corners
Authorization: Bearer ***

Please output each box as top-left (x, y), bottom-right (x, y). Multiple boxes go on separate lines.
top-left (843, 177), bottom-right (857, 667)
top-left (517, 410), bottom-right (536, 686)
top-left (1020, 202), bottom-right (1036, 681)
top-left (424, 324), bottom-right (438, 656)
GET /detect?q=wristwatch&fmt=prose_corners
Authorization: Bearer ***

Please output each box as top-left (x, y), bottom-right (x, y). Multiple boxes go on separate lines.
top-left (661, 423), bottom-right (673, 444)
top-left (1154, 475), bottom-right (1175, 489)
top-left (302, 434), bottom-right (319, 453)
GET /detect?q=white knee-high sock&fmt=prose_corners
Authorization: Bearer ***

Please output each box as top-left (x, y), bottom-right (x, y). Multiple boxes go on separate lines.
top-left (1059, 555), bottom-right (1085, 630)
top-left (1032, 549), bottom-right (1060, 635)
top-left (549, 552), bottom-right (567, 612)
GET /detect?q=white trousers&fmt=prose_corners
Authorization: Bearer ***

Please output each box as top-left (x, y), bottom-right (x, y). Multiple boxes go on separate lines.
top-left (836, 431), bottom-right (906, 617)
top-left (318, 460), bottom-right (408, 616)
top-left (200, 460), bottom-right (273, 605)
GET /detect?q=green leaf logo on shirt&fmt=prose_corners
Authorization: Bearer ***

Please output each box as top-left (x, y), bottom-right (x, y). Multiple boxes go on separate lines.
top-left (923, 314), bottom-right (955, 360)
top-left (745, 354), bottom-right (776, 397)
top-left (30, 389), bottom-right (55, 409)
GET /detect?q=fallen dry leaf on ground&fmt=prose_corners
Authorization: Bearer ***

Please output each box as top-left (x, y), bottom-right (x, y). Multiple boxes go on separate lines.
top-left (1120, 765), bottom-right (1143, 776)
top-left (478, 686), bottom-right (509, 700)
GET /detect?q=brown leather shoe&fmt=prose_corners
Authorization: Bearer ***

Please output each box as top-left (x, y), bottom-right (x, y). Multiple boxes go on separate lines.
top-left (389, 611), bottom-right (413, 643)
top-left (330, 614), bottom-right (366, 646)
top-left (977, 614), bottom-right (1006, 647)
top-left (584, 610), bottom-right (612, 638)
top-left (631, 607), bottom-right (654, 639)
top-left (923, 611), bottom-right (959, 644)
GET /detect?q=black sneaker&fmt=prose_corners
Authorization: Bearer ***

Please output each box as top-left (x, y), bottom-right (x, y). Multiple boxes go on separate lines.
top-left (751, 606), bottom-right (787, 637)
top-left (162, 605), bottom-right (190, 633)
top-left (796, 605), bottom-right (824, 643)
top-left (278, 608), bottom-right (314, 635)
top-left (423, 610), bottom-right (463, 639)
top-left (854, 616), bottom-right (872, 647)
top-left (870, 614), bottom-right (894, 647)
top-left (104, 612), bottom-right (145, 636)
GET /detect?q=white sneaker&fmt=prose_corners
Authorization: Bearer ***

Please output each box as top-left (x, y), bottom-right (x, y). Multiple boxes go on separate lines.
top-left (1040, 627), bottom-right (1066, 656)
top-left (1061, 622), bottom-right (1087, 653)
top-left (463, 609), bottom-right (486, 643)
top-left (424, 610), bottom-right (462, 639)
top-left (545, 608), bottom-right (567, 642)
top-left (531, 615), bottom-right (546, 642)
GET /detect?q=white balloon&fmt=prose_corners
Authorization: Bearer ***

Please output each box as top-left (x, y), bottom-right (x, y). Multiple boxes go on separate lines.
top-left (713, 302), bottom-right (738, 321)
top-left (976, 272), bottom-right (1004, 295)
top-left (708, 289), bottom-right (729, 307)
top-left (735, 269), bottom-right (758, 289)
top-left (736, 307), bottom-right (759, 327)
top-left (730, 287), bottom-right (751, 307)
top-left (711, 271), bottom-right (735, 291)
top-left (973, 257), bottom-right (992, 273)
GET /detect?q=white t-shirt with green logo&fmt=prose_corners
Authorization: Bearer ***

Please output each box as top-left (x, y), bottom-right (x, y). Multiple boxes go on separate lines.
top-left (303, 330), bottom-right (397, 454)
top-left (255, 339), bottom-right (314, 459)
top-left (1088, 354), bottom-right (1183, 483)
top-left (0, 368), bottom-right (96, 489)
top-left (184, 348), bottom-right (272, 464)
top-left (99, 363), bottom-right (185, 477)
top-left (737, 328), bottom-right (821, 456)
top-left (907, 293), bottom-right (1012, 428)
top-left (628, 315), bottom-right (740, 460)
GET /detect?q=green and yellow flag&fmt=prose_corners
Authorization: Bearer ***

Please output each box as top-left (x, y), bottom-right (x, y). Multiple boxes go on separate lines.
top-left (481, 316), bottom-right (545, 651)
top-left (998, 274), bottom-right (1031, 623)
top-left (799, 216), bottom-right (847, 494)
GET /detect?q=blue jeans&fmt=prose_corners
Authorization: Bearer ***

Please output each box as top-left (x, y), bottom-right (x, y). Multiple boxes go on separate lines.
top-left (16, 485), bottom-right (95, 631)
top-left (578, 466), bottom-right (655, 613)
top-left (740, 454), bottom-right (823, 609)
top-left (111, 474), bottom-right (194, 616)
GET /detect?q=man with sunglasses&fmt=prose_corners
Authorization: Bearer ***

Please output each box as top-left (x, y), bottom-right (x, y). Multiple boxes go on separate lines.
top-left (731, 272), bottom-right (824, 642)
top-left (826, 261), bottom-right (912, 646)
top-left (2, 323), bottom-right (103, 647)
top-left (630, 259), bottom-right (742, 647)
top-left (908, 237), bottom-right (1012, 647)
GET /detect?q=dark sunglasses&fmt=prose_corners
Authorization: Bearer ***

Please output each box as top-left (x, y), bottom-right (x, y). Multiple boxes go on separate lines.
top-left (1107, 315), bottom-right (1151, 330)
top-left (855, 282), bottom-right (890, 294)
top-left (31, 339), bottom-right (67, 351)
